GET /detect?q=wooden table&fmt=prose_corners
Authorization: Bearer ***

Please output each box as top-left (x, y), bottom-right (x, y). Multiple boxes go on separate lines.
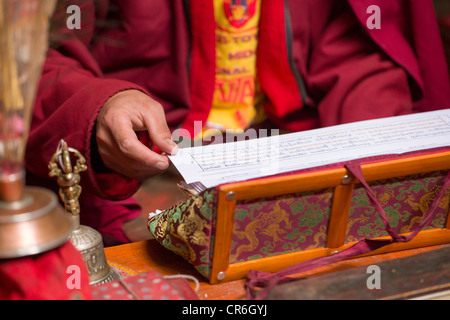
top-left (104, 239), bottom-right (450, 300)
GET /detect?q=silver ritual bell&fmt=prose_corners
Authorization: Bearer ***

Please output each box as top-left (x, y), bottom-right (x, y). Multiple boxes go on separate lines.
top-left (49, 140), bottom-right (118, 285)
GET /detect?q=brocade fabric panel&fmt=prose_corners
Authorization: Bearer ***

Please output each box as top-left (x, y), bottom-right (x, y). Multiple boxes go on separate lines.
top-left (346, 170), bottom-right (450, 243)
top-left (148, 189), bottom-right (218, 278)
top-left (229, 189), bottom-right (333, 264)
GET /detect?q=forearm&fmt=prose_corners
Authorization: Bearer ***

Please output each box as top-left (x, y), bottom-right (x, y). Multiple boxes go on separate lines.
top-left (28, 49), bottom-right (148, 200)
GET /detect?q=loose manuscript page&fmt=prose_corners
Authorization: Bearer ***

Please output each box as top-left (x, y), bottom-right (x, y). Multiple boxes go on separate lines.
top-left (169, 109), bottom-right (450, 188)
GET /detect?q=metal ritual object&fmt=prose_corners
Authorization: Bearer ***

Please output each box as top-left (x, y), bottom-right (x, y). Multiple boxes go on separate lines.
top-left (0, 0), bottom-right (73, 259)
top-left (0, 180), bottom-right (73, 258)
top-left (49, 140), bottom-right (118, 285)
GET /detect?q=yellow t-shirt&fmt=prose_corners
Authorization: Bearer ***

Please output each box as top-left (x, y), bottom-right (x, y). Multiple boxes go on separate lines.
top-left (202, 0), bottom-right (265, 137)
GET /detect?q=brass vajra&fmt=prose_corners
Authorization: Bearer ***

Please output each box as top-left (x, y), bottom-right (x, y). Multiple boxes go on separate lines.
top-left (48, 140), bottom-right (87, 216)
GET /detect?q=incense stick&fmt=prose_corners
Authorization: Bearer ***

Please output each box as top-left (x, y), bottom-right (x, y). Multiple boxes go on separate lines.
top-left (0, 0), bottom-right (24, 166)
top-left (0, 0), bottom-right (56, 167)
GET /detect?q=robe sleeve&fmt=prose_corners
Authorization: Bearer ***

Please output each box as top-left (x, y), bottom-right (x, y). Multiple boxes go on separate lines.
top-left (26, 0), bottom-right (148, 200)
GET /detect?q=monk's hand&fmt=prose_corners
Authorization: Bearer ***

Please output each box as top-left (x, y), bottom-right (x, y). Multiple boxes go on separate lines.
top-left (95, 89), bottom-right (178, 180)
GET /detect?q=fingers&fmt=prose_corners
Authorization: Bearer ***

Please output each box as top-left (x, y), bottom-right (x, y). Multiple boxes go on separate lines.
top-left (95, 89), bottom-right (176, 180)
top-left (114, 116), bottom-right (170, 169)
top-left (96, 127), bottom-right (169, 180)
top-left (141, 103), bottom-right (179, 156)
